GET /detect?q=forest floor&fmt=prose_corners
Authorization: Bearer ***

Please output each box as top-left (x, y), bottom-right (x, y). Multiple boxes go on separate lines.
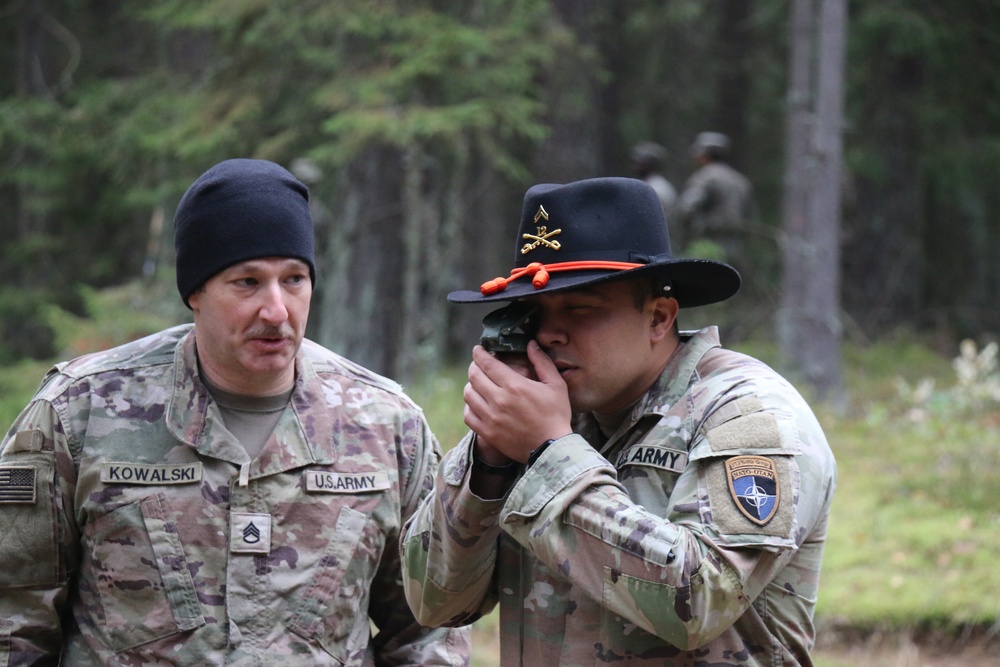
top-left (811, 624), bottom-right (1000, 667)
top-left (813, 643), bottom-right (1000, 667)
top-left (469, 622), bottom-right (1000, 666)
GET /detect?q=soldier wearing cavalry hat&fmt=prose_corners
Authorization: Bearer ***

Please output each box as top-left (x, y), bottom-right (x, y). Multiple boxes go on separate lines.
top-left (403, 176), bottom-right (836, 666)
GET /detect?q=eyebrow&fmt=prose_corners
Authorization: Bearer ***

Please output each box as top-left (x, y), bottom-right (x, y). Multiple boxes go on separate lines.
top-left (235, 258), bottom-right (308, 271)
top-left (572, 283), bottom-right (617, 297)
top-left (556, 287), bottom-right (612, 303)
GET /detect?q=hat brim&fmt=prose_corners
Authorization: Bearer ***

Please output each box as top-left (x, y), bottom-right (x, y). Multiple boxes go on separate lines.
top-left (448, 258), bottom-right (740, 308)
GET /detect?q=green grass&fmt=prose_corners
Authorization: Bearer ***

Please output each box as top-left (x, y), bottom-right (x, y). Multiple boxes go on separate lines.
top-left (814, 337), bottom-right (1000, 631)
top-left (819, 415), bottom-right (1000, 629)
top-left (406, 368), bottom-right (470, 451)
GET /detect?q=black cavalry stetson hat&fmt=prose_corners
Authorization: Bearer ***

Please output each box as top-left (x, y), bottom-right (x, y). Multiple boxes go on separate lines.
top-left (447, 177), bottom-right (741, 307)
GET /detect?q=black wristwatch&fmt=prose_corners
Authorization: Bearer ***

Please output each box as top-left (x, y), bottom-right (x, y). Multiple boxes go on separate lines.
top-left (471, 449), bottom-right (519, 477)
top-left (527, 439), bottom-right (556, 467)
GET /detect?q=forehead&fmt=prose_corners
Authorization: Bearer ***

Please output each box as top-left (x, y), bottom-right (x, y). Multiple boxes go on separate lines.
top-left (218, 257), bottom-right (310, 276)
top-left (532, 280), bottom-right (634, 304)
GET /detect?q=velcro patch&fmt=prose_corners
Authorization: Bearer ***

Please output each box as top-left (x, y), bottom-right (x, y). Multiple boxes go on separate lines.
top-left (230, 512), bottom-right (271, 554)
top-left (10, 430), bottom-right (44, 453)
top-left (702, 396), bottom-right (764, 431)
top-left (101, 462), bottom-right (203, 485)
top-left (304, 470), bottom-right (390, 494)
top-left (0, 466), bottom-right (37, 504)
top-left (706, 412), bottom-right (781, 452)
top-left (616, 445), bottom-right (688, 473)
top-left (725, 456), bottom-right (779, 525)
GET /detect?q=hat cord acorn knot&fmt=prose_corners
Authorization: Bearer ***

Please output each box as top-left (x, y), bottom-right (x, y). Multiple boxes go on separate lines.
top-left (480, 260), bottom-right (644, 296)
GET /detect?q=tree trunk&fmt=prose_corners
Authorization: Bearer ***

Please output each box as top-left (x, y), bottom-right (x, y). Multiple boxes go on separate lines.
top-left (314, 147), bottom-right (405, 377)
top-left (778, 0), bottom-right (846, 404)
top-left (713, 0), bottom-right (756, 171)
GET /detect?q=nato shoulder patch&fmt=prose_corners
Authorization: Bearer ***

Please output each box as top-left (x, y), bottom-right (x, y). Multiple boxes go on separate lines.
top-left (725, 455), bottom-right (779, 526)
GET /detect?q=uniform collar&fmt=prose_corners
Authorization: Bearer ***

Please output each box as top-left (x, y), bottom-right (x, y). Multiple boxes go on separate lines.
top-left (165, 327), bottom-right (318, 473)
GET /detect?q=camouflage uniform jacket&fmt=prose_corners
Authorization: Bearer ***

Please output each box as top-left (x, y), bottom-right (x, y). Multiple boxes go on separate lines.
top-left (403, 327), bottom-right (836, 666)
top-left (0, 324), bottom-right (470, 666)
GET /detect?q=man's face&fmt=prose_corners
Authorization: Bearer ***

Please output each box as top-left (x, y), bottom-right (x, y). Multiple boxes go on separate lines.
top-left (188, 257), bottom-right (312, 395)
top-left (530, 280), bottom-right (677, 415)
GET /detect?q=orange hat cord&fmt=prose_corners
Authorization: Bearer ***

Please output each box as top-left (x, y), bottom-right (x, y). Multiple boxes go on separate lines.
top-left (480, 260), bottom-right (642, 296)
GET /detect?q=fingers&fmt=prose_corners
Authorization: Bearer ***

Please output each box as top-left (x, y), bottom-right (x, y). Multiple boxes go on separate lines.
top-left (463, 350), bottom-right (509, 439)
top-left (462, 377), bottom-right (490, 428)
top-left (470, 345), bottom-right (515, 384)
top-left (525, 340), bottom-right (562, 386)
top-left (493, 352), bottom-right (535, 379)
top-left (463, 343), bottom-right (573, 461)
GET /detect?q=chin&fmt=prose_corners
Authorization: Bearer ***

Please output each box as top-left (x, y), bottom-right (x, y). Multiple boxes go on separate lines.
top-left (248, 357), bottom-right (295, 375)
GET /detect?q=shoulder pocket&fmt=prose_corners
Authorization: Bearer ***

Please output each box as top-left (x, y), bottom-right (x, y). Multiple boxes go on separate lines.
top-left (691, 400), bottom-right (801, 547)
top-left (0, 453), bottom-right (60, 588)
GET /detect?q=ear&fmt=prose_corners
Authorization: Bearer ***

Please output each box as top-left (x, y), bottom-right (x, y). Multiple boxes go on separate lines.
top-left (649, 296), bottom-right (679, 343)
top-left (187, 289), bottom-right (201, 314)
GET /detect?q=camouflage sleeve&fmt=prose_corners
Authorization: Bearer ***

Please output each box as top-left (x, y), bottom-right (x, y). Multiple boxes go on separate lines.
top-left (401, 433), bottom-right (505, 628)
top-left (371, 410), bottom-right (471, 665)
top-left (0, 398), bottom-right (80, 663)
top-left (499, 432), bottom-right (805, 651)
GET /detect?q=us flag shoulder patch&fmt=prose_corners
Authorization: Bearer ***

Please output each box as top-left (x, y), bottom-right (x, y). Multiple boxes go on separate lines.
top-left (0, 466), bottom-right (37, 504)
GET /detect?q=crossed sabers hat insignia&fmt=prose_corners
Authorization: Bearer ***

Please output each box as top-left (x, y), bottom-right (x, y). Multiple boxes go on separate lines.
top-left (521, 206), bottom-right (561, 254)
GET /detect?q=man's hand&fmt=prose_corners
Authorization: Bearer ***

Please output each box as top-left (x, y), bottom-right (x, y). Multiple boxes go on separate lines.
top-left (464, 340), bottom-right (572, 463)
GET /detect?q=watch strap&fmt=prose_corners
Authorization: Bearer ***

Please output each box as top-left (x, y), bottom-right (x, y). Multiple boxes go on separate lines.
top-left (471, 449), bottom-right (519, 477)
top-left (527, 439), bottom-right (556, 467)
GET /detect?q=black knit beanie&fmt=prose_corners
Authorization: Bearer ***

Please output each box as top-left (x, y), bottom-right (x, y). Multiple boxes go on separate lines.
top-left (174, 158), bottom-right (316, 307)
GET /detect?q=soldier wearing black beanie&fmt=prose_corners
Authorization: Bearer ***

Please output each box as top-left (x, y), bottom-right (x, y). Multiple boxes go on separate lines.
top-left (173, 158), bottom-right (316, 308)
top-left (0, 156), bottom-right (472, 664)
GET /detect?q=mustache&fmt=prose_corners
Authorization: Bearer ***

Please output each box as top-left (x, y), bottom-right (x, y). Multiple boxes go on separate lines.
top-left (246, 325), bottom-right (294, 339)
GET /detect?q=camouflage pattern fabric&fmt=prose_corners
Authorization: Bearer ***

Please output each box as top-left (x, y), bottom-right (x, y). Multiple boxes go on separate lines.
top-left (403, 327), bottom-right (836, 666)
top-left (0, 324), bottom-right (470, 666)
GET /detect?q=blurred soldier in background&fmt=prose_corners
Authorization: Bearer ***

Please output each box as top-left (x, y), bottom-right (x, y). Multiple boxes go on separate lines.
top-left (0, 158), bottom-right (469, 666)
top-left (630, 141), bottom-right (679, 235)
top-left (678, 132), bottom-right (755, 266)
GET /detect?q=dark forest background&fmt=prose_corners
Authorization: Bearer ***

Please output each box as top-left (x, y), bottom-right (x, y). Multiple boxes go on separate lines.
top-left (3, 0), bottom-right (998, 390)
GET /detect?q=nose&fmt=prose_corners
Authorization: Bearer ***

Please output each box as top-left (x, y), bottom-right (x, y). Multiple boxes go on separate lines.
top-left (534, 310), bottom-right (567, 348)
top-left (258, 281), bottom-right (289, 324)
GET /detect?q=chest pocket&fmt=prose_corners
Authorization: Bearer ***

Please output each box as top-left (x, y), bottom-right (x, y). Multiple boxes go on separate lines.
top-left (286, 504), bottom-right (382, 661)
top-left (81, 494), bottom-right (205, 651)
top-left (284, 466), bottom-right (393, 661)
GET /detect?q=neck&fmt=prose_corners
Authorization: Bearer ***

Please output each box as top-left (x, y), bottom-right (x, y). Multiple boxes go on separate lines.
top-left (197, 358), bottom-right (295, 397)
